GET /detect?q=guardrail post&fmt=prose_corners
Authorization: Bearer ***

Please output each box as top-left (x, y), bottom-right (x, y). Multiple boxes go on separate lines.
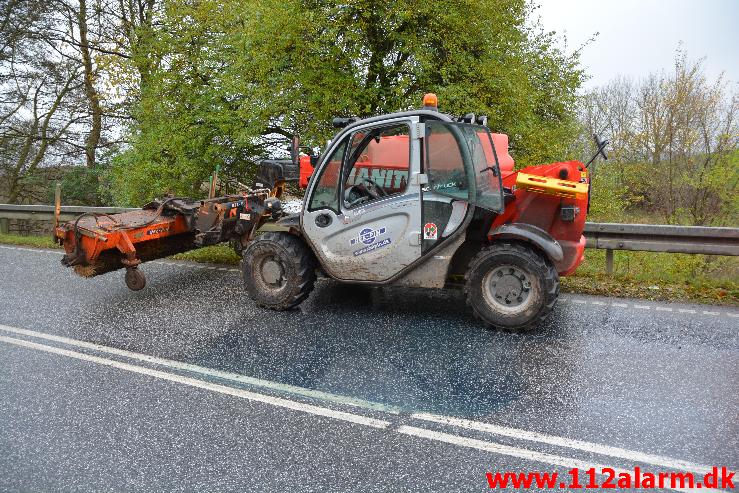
top-left (605, 249), bottom-right (614, 275)
top-left (0, 217), bottom-right (7, 235)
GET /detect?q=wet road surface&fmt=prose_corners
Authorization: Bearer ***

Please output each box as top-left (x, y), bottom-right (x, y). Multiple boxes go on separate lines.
top-left (0, 245), bottom-right (737, 491)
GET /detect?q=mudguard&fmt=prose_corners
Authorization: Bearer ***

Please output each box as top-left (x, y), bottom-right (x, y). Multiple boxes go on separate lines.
top-left (489, 223), bottom-right (564, 263)
top-left (276, 213), bottom-right (301, 231)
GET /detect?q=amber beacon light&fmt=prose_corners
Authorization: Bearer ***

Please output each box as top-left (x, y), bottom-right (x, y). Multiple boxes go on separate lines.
top-left (422, 93), bottom-right (438, 109)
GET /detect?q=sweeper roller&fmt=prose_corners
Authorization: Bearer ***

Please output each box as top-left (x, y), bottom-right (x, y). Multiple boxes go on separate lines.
top-left (55, 190), bottom-right (282, 290)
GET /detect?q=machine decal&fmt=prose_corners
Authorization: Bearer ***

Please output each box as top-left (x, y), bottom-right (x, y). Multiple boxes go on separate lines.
top-left (433, 181), bottom-right (464, 190)
top-left (353, 238), bottom-right (391, 257)
top-left (240, 213), bottom-right (251, 220)
top-left (350, 226), bottom-right (387, 246)
top-left (423, 222), bottom-right (438, 240)
top-left (350, 226), bottom-right (390, 256)
top-left (146, 226), bottom-right (169, 236)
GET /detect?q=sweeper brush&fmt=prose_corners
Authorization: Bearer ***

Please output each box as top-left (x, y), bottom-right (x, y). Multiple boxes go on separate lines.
top-left (55, 188), bottom-right (285, 290)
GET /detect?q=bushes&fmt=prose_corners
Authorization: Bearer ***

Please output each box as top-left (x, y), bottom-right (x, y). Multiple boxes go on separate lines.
top-left (51, 164), bottom-right (113, 206)
top-left (578, 52), bottom-right (738, 227)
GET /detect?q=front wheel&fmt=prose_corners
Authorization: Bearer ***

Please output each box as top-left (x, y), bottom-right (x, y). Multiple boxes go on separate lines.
top-left (242, 232), bottom-right (317, 310)
top-left (465, 243), bottom-right (559, 332)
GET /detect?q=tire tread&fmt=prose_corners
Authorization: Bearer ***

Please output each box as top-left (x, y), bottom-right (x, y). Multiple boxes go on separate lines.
top-left (243, 232), bottom-right (317, 310)
top-left (464, 242), bottom-right (559, 332)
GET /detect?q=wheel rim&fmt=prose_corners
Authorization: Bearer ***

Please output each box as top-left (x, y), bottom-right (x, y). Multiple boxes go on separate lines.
top-left (482, 264), bottom-right (534, 314)
top-left (258, 255), bottom-right (286, 291)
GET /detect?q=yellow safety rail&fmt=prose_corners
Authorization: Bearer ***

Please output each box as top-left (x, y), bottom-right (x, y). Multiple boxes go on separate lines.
top-left (515, 172), bottom-right (589, 200)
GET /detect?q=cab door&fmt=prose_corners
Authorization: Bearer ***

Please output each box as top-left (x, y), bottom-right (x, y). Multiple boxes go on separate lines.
top-left (422, 121), bottom-right (504, 254)
top-left (420, 121), bottom-right (505, 251)
top-left (301, 117), bottom-right (424, 282)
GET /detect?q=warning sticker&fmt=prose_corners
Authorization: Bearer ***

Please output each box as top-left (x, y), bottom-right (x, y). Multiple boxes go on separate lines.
top-left (423, 222), bottom-right (438, 240)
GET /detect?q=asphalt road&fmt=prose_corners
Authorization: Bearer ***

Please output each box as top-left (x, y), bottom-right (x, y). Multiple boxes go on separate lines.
top-left (0, 244), bottom-right (737, 492)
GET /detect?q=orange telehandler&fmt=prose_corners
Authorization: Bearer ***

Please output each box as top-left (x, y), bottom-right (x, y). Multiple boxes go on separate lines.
top-left (57, 94), bottom-right (606, 331)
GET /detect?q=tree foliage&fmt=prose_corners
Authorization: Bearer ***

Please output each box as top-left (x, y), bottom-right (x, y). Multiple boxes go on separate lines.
top-left (579, 50), bottom-right (738, 226)
top-left (112, 0), bottom-right (585, 205)
top-left (0, 0), bottom-right (161, 203)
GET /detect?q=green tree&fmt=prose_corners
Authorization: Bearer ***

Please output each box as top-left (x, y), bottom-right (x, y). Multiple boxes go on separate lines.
top-left (112, 0), bottom-right (585, 205)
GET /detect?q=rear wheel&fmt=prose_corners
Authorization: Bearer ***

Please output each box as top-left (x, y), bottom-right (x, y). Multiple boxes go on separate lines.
top-left (465, 243), bottom-right (558, 332)
top-left (242, 232), bottom-right (316, 310)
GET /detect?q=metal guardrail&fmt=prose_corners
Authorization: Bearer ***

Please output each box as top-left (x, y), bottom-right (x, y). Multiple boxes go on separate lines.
top-left (583, 222), bottom-right (739, 273)
top-left (0, 204), bottom-right (135, 220)
top-left (0, 204), bottom-right (137, 235)
top-left (583, 223), bottom-right (739, 255)
top-left (0, 204), bottom-right (737, 274)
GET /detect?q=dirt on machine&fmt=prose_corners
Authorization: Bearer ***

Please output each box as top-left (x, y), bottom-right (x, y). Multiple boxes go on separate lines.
top-left (55, 94), bottom-right (607, 332)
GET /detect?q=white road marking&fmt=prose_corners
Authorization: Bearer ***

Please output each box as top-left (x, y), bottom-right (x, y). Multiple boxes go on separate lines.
top-left (634, 305), bottom-right (651, 310)
top-left (611, 302), bottom-right (628, 307)
top-left (702, 311), bottom-right (720, 316)
top-left (727, 312), bottom-right (739, 318)
top-left (591, 301), bottom-right (606, 305)
top-left (656, 306), bottom-right (673, 312)
top-left (411, 413), bottom-right (713, 476)
top-left (571, 299), bottom-right (587, 304)
top-left (678, 309), bottom-right (696, 314)
top-left (0, 324), bottom-right (401, 414)
top-left (0, 323), bottom-right (729, 486)
top-left (0, 334), bottom-right (391, 429)
top-left (396, 426), bottom-right (723, 493)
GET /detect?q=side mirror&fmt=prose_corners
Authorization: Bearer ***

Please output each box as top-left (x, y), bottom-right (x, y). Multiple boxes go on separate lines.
top-left (585, 134), bottom-right (609, 168)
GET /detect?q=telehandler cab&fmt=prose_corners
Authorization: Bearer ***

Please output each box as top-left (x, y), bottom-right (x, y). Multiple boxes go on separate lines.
top-left (56, 94), bottom-right (601, 331)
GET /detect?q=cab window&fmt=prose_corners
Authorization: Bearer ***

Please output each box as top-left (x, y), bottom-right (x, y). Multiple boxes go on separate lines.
top-left (425, 123), bottom-right (468, 200)
top-left (425, 121), bottom-right (504, 213)
top-left (343, 124), bottom-right (410, 209)
top-left (308, 140), bottom-right (347, 212)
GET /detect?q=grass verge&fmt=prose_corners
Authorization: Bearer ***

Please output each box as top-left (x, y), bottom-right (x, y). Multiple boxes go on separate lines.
top-left (0, 233), bottom-right (60, 249)
top-left (171, 245), bottom-right (240, 265)
top-left (2, 233), bottom-right (736, 306)
top-left (562, 249), bottom-right (737, 306)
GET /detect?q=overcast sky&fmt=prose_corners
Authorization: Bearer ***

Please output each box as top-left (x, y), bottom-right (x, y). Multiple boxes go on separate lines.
top-left (536, 0), bottom-right (739, 89)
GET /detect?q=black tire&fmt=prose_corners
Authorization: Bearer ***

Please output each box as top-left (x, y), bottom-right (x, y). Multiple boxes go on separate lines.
top-left (242, 232), bottom-right (317, 310)
top-left (124, 267), bottom-right (146, 291)
top-left (465, 242), bottom-right (559, 332)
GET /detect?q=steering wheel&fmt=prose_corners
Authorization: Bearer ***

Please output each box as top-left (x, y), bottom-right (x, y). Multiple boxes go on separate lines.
top-left (344, 177), bottom-right (388, 208)
top-left (360, 177), bottom-right (388, 197)
top-left (345, 184), bottom-right (370, 207)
